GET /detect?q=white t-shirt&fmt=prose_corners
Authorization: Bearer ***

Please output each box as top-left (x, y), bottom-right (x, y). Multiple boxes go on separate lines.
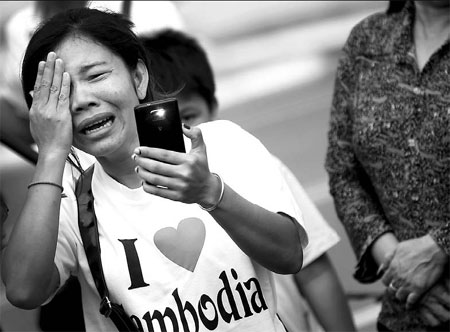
top-left (56, 120), bottom-right (306, 332)
top-left (273, 160), bottom-right (340, 332)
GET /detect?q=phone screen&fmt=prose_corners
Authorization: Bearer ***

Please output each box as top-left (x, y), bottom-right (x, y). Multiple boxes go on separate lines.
top-left (134, 98), bottom-right (186, 153)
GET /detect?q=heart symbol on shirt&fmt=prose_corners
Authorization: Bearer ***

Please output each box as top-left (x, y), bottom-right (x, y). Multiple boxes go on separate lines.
top-left (154, 218), bottom-right (205, 272)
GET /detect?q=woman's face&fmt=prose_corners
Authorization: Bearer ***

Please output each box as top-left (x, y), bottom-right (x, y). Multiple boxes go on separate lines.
top-left (54, 34), bottom-right (147, 158)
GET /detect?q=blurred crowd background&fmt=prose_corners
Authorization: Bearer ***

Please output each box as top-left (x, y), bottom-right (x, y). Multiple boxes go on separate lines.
top-left (0, 1), bottom-right (388, 331)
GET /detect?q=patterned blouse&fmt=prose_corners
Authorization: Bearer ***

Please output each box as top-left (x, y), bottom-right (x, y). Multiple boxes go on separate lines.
top-left (325, 2), bottom-right (449, 331)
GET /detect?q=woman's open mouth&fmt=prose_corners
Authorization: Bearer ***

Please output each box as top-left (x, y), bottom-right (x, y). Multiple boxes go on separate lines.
top-left (82, 116), bottom-right (115, 135)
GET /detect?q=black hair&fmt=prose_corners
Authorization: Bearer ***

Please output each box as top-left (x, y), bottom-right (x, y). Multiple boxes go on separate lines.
top-left (21, 7), bottom-right (155, 109)
top-left (386, 1), bottom-right (407, 14)
top-left (141, 29), bottom-right (218, 112)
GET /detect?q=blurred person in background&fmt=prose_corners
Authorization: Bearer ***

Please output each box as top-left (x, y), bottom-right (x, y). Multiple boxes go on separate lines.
top-left (326, 1), bottom-right (449, 331)
top-left (142, 28), bottom-right (356, 332)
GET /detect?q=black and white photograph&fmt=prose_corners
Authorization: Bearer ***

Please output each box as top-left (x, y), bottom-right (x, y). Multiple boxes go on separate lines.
top-left (0, 1), bottom-right (449, 331)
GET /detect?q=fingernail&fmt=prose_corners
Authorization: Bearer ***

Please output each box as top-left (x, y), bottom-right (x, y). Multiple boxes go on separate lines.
top-left (134, 148), bottom-right (141, 155)
top-left (131, 153), bottom-right (137, 160)
top-left (135, 166), bottom-right (139, 173)
top-left (183, 123), bottom-right (191, 130)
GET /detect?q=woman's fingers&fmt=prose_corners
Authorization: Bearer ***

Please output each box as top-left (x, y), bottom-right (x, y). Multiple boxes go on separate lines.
top-left (48, 58), bottom-right (64, 105)
top-left (31, 52), bottom-right (66, 109)
top-left (395, 285), bottom-right (410, 302)
top-left (31, 53), bottom-right (71, 113)
top-left (137, 166), bottom-right (175, 189)
top-left (134, 147), bottom-right (185, 165)
top-left (381, 266), bottom-right (395, 288)
top-left (133, 127), bottom-right (212, 204)
top-left (40, 52), bottom-right (57, 103)
top-left (419, 307), bottom-right (441, 326)
top-left (405, 292), bottom-right (421, 310)
top-left (31, 61), bottom-right (45, 105)
top-left (133, 152), bottom-right (180, 177)
top-left (422, 299), bottom-right (450, 324)
top-left (425, 283), bottom-right (450, 310)
top-left (183, 124), bottom-right (206, 153)
top-left (438, 288), bottom-right (450, 310)
top-left (58, 72), bottom-right (71, 107)
top-left (141, 182), bottom-right (181, 201)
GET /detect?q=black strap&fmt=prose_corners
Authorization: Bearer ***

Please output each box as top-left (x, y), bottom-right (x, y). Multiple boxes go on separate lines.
top-left (276, 313), bottom-right (290, 332)
top-left (75, 166), bottom-right (138, 332)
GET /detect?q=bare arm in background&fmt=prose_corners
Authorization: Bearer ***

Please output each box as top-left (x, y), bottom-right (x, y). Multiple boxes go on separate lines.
top-left (295, 254), bottom-right (356, 331)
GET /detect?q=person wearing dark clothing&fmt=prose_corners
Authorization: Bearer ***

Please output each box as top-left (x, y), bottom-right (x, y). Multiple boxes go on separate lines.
top-left (326, 1), bottom-right (449, 331)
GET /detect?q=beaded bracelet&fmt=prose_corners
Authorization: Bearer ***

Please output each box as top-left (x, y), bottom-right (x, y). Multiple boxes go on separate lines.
top-left (28, 181), bottom-right (64, 192)
top-left (199, 173), bottom-right (225, 212)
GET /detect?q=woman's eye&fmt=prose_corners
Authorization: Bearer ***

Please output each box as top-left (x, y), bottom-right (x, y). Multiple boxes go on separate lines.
top-left (89, 72), bottom-right (108, 81)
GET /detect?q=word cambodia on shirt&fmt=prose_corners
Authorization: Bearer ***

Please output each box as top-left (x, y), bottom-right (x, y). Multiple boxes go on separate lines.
top-left (56, 120), bottom-right (304, 332)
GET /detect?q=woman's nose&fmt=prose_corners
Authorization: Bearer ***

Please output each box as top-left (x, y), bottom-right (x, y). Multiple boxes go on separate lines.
top-left (70, 83), bottom-right (99, 112)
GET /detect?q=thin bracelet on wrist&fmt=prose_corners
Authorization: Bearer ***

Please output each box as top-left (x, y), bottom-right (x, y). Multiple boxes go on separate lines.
top-left (28, 181), bottom-right (64, 192)
top-left (199, 173), bottom-right (225, 212)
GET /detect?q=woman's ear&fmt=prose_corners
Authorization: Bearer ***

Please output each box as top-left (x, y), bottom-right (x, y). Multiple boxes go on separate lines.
top-left (133, 59), bottom-right (149, 100)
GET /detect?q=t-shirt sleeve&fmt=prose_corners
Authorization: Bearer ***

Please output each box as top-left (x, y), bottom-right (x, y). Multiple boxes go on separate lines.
top-left (198, 120), bottom-right (308, 248)
top-left (276, 158), bottom-right (340, 266)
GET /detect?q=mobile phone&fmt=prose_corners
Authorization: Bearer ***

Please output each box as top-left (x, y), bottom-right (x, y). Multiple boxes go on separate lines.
top-left (134, 98), bottom-right (186, 153)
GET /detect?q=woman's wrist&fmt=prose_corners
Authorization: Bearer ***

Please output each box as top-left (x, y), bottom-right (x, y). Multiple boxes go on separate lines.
top-left (37, 147), bottom-right (68, 165)
top-left (33, 150), bottom-right (67, 184)
top-left (422, 234), bottom-right (448, 265)
top-left (371, 232), bottom-right (399, 266)
top-left (198, 173), bottom-right (224, 211)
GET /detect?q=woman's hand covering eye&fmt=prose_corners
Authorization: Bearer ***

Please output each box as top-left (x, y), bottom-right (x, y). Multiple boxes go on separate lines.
top-left (29, 52), bottom-right (73, 158)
